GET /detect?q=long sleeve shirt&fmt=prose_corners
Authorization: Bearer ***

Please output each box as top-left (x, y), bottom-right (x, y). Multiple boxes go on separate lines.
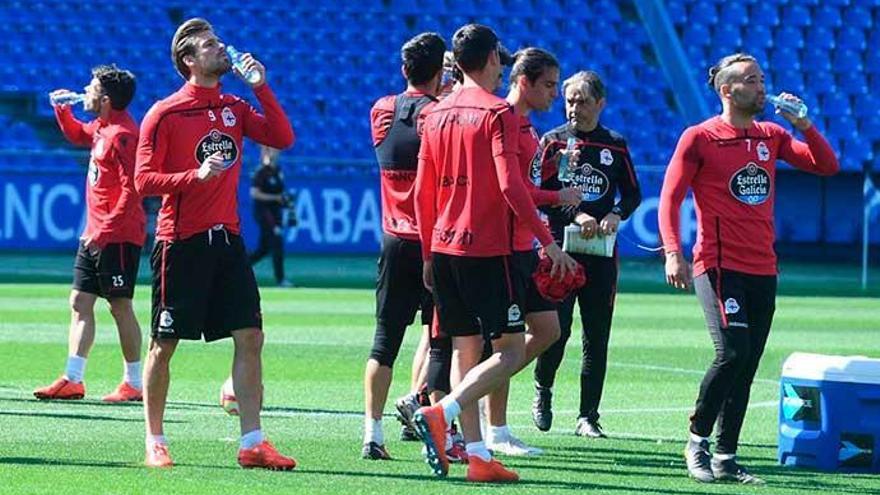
top-left (135, 82), bottom-right (294, 241)
top-left (658, 116), bottom-right (839, 277)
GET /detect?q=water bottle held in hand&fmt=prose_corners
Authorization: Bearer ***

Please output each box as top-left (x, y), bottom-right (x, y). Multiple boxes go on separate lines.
top-left (767, 94), bottom-right (808, 119)
top-left (226, 45), bottom-right (261, 85)
top-left (50, 92), bottom-right (85, 107)
top-left (557, 137), bottom-right (577, 182)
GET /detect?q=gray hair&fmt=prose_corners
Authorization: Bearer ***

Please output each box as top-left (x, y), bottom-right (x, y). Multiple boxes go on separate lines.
top-left (562, 71), bottom-right (606, 101)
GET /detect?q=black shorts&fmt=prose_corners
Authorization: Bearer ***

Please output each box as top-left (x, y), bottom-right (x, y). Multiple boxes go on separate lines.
top-left (510, 250), bottom-right (557, 315)
top-left (376, 234), bottom-right (433, 326)
top-left (431, 253), bottom-right (524, 341)
top-left (72, 241), bottom-right (141, 299)
top-left (695, 268), bottom-right (777, 331)
top-left (151, 228), bottom-right (261, 342)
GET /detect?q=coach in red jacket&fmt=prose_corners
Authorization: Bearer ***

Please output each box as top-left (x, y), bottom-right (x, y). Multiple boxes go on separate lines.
top-left (135, 18), bottom-right (295, 470)
top-left (659, 53), bottom-right (838, 485)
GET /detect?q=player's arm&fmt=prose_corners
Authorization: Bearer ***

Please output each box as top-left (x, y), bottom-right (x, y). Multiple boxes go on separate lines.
top-left (776, 124), bottom-right (840, 177)
top-left (242, 84), bottom-right (295, 150)
top-left (492, 111), bottom-right (576, 277)
top-left (53, 104), bottom-right (94, 147)
top-left (658, 126), bottom-right (701, 290)
top-left (89, 132), bottom-right (141, 248)
top-left (134, 107), bottom-right (201, 196)
top-left (414, 138), bottom-right (437, 288)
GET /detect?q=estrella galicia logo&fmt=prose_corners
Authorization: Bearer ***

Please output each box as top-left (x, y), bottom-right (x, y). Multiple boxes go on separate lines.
top-left (195, 129), bottom-right (239, 170)
top-left (572, 163), bottom-right (610, 202)
top-left (729, 162), bottom-right (771, 205)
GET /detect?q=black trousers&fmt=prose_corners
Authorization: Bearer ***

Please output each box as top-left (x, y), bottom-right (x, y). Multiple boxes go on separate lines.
top-left (249, 209), bottom-right (285, 283)
top-left (534, 254), bottom-right (617, 422)
top-left (691, 268), bottom-right (777, 454)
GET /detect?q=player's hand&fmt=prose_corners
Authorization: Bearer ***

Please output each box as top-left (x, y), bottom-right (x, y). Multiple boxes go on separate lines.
top-left (82, 236), bottom-right (101, 256)
top-left (544, 242), bottom-right (577, 279)
top-left (557, 187), bottom-right (582, 207)
top-left (234, 52), bottom-right (266, 87)
top-left (599, 212), bottom-right (621, 236)
top-left (422, 259), bottom-right (434, 291)
top-left (665, 251), bottom-right (691, 291)
top-left (49, 89), bottom-right (75, 107)
top-left (197, 151), bottom-right (225, 182)
top-left (774, 92), bottom-right (811, 131)
top-left (575, 212), bottom-right (599, 239)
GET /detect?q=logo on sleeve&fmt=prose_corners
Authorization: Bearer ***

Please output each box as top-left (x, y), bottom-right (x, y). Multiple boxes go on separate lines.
top-left (756, 141), bottom-right (770, 161)
top-left (600, 148), bottom-right (613, 166)
top-left (729, 162), bottom-right (771, 205)
top-left (221, 107), bottom-right (236, 127)
top-left (195, 129), bottom-right (239, 170)
top-left (724, 298), bottom-right (740, 315)
top-left (572, 163), bottom-right (610, 202)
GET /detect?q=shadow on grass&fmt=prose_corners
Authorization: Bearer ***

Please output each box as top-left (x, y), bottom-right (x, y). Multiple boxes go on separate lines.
top-left (0, 457), bottom-right (137, 469)
top-left (0, 410), bottom-right (146, 423)
top-left (301, 468), bottom-right (726, 494)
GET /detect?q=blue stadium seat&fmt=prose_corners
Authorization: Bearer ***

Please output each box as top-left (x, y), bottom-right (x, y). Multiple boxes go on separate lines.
top-left (837, 72), bottom-right (868, 95)
top-left (812, 5), bottom-right (843, 28)
top-left (854, 92), bottom-right (880, 117)
top-left (836, 26), bottom-right (867, 51)
top-left (859, 114), bottom-right (880, 140)
top-left (843, 136), bottom-right (873, 164)
top-left (712, 24), bottom-right (741, 50)
top-left (506, 0), bottom-right (535, 15)
top-left (842, 5), bottom-right (873, 29)
top-left (821, 92), bottom-right (852, 117)
top-left (802, 45), bottom-right (832, 72)
top-left (866, 46), bottom-right (880, 74)
top-left (689, 2), bottom-right (718, 25)
top-left (827, 115), bottom-right (858, 141)
top-left (774, 71), bottom-right (805, 95)
top-left (682, 21), bottom-right (711, 47)
top-left (781, 3), bottom-right (812, 27)
top-left (666, 0), bottom-right (687, 25)
top-left (718, 2), bottom-right (748, 26)
top-left (748, 2), bottom-right (780, 27)
top-left (807, 70), bottom-right (836, 95)
top-left (833, 48), bottom-right (864, 73)
top-left (773, 25), bottom-right (804, 50)
top-left (770, 47), bottom-right (801, 71)
top-left (743, 23), bottom-right (773, 50)
top-left (805, 25), bottom-right (835, 51)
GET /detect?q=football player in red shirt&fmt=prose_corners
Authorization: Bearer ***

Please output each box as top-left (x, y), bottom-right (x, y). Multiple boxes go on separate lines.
top-left (135, 18), bottom-right (295, 470)
top-left (34, 65), bottom-right (145, 404)
top-left (659, 53), bottom-right (838, 484)
top-left (482, 47), bottom-right (582, 457)
top-left (412, 24), bottom-right (576, 483)
top-left (362, 32), bottom-right (446, 461)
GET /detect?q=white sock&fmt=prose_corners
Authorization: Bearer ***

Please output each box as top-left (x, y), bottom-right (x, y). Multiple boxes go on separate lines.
top-left (715, 453), bottom-right (735, 461)
top-left (689, 432), bottom-right (709, 444)
top-left (240, 429), bottom-right (264, 449)
top-left (364, 417), bottom-right (384, 445)
top-left (438, 397), bottom-right (461, 427)
top-left (489, 425), bottom-right (511, 443)
top-left (465, 441), bottom-right (492, 462)
top-left (445, 431), bottom-right (454, 450)
top-left (124, 361), bottom-right (142, 389)
top-left (146, 434), bottom-right (167, 448)
top-left (64, 355), bottom-right (87, 383)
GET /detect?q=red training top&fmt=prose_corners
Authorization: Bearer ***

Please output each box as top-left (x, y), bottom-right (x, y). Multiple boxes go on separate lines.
top-left (55, 106), bottom-right (145, 247)
top-left (415, 86), bottom-right (554, 260)
top-left (135, 82), bottom-right (294, 241)
top-left (658, 116), bottom-right (838, 277)
top-left (513, 113), bottom-right (559, 251)
top-left (371, 91), bottom-right (437, 241)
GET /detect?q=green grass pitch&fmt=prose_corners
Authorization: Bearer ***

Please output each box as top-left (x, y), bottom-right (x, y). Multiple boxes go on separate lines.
top-left (0, 258), bottom-right (878, 494)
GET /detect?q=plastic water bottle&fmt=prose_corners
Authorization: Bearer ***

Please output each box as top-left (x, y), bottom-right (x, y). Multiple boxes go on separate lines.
top-left (767, 94), bottom-right (808, 118)
top-left (226, 45), bottom-right (261, 85)
top-left (557, 136), bottom-right (577, 182)
top-left (49, 92), bottom-right (85, 107)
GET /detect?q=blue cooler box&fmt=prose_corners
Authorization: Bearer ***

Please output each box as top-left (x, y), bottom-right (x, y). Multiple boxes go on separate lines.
top-left (778, 352), bottom-right (880, 472)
